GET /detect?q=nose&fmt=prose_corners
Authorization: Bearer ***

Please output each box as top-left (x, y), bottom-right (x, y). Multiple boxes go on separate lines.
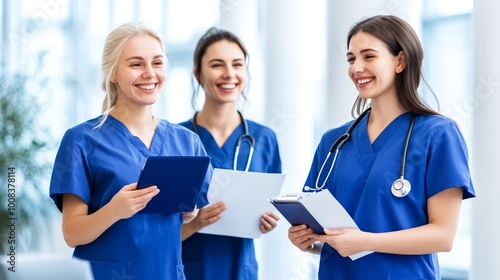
top-left (222, 66), bottom-right (235, 79)
top-left (142, 64), bottom-right (156, 79)
top-left (349, 59), bottom-right (365, 74)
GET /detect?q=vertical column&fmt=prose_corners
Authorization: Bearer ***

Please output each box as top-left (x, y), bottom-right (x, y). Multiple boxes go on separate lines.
top-left (263, 1), bottom-right (326, 279)
top-left (325, 0), bottom-right (423, 130)
top-left (470, 0), bottom-right (500, 279)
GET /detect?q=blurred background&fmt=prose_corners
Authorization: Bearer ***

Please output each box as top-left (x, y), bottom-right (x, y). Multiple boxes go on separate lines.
top-left (1, 0), bottom-right (498, 279)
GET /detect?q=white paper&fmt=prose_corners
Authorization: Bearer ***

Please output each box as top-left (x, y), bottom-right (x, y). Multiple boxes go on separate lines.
top-left (199, 168), bottom-right (285, 238)
top-left (302, 190), bottom-right (373, 260)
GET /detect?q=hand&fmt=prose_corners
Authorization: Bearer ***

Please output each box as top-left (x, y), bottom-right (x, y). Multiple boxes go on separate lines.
top-left (317, 228), bottom-right (368, 257)
top-left (182, 207), bottom-right (199, 224)
top-left (108, 183), bottom-right (160, 220)
top-left (187, 201), bottom-right (227, 232)
top-left (260, 211), bottom-right (280, 234)
top-left (288, 224), bottom-right (317, 252)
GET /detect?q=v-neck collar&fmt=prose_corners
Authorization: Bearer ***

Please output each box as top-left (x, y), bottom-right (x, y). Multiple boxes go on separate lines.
top-left (194, 122), bottom-right (245, 168)
top-left (105, 115), bottom-right (165, 157)
top-left (357, 112), bottom-right (413, 154)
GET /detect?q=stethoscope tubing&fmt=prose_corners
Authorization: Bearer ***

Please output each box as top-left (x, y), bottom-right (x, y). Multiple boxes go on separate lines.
top-left (192, 111), bottom-right (255, 172)
top-left (310, 108), bottom-right (415, 197)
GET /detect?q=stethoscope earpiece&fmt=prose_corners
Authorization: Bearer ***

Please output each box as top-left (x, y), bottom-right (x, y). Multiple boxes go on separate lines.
top-left (391, 178), bottom-right (411, 198)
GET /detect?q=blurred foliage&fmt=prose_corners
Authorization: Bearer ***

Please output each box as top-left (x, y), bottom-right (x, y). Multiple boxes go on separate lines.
top-left (0, 65), bottom-right (55, 254)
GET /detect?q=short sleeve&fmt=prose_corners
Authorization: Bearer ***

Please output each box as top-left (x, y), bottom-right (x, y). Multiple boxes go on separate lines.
top-left (426, 121), bottom-right (475, 199)
top-left (49, 129), bottom-right (92, 211)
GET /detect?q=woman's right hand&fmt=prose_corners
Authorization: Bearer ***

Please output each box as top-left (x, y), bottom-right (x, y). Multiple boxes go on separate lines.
top-left (108, 183), bottom-right (160, 220)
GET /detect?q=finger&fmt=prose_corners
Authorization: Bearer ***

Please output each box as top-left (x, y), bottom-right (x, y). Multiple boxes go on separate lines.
top-left (265, 211), bottom-right (280, 221)
top-left (288, 224), bottom-right (309, 234)
top-left (122, 183), bottom-right (138, 191)
top-left (133, 185), bottom-right (159, 197)
top-left (261, 215), bottom-right (277, 229)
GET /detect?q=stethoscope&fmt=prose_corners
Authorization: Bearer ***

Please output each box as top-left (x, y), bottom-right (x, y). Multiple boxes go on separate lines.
top-left (192, 111), bottom-right (255, 171)
top-left (305, 108), bottom-right (415, 198)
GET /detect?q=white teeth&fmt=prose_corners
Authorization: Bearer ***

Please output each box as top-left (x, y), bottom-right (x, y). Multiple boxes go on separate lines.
top-left (138, 84), bottom-right (155, 90)
top-left (357, 78), bottom-right (373, 84)
top-left (219, 84), bottom-right (236, 89)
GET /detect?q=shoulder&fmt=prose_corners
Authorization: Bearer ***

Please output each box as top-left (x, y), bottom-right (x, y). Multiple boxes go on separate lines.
top-left (178, 119), bottom-right (193, 130)
top-left (246, 119), bottom-right (274, 132)
top-left (160, 119), bottom-right (197, 135)
top-left (415, 114), bottom-right (463, 137)
top-left (246, 119), bottom-right (278, 139)
top-left (62, 116), bottom-right (107, 140)
top-left (321, 120), bottom-right (354, 142)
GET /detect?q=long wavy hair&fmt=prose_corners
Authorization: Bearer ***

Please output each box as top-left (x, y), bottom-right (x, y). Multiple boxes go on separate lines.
top-left (347, 15), bottom-right (439, 117)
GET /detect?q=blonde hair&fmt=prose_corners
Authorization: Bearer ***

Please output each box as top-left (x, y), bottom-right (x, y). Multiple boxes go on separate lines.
top-left (96, 22), bottom-right (166, 127)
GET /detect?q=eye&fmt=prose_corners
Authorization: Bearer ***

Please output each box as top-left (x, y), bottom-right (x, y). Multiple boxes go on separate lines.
top-left (153, 60), bottom-right (164, 66)
top-left (347, 57), bottom-right (355, 64)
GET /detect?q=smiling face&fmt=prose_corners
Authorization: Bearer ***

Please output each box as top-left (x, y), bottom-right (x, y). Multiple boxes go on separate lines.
top-left (347, 31), bottom-right (405, 102)
top-left (197, 40), bottom-right (246, 106)
top-left (113, 34), bottom-right (166, 108)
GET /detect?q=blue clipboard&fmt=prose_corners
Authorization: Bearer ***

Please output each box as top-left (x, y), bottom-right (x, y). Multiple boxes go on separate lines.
top-left (269, 195), bottom-right (324, 234)
top-left (137, 156), bottom-right (211, 214)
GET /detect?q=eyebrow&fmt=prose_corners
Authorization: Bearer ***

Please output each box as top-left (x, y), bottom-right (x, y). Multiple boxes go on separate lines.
top-left (208, 58), bottom-right (244, 63)
top-left (125, 55), bottom-right (164, 61)
top-left (346, 48), bottom-right (379, 56)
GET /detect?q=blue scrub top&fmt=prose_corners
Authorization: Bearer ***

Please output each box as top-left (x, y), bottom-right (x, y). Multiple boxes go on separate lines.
top-left (49, 115), bottom-right (211, 280)
top-left (179, 118), bottom-right (281, 280)
top-left (304, 112), bottom-right (475, 280)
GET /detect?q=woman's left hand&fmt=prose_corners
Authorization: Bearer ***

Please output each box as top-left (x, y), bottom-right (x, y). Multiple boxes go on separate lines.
top-left (260, 211), bottom-right (280, 233)
top-left (317, 228), bottom-right (369, 257)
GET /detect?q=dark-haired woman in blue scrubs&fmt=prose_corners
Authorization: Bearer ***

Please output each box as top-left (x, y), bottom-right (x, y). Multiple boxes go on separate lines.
top-left (287, 15), bottom-right (475, 280)
top-left (180, 27), bottom-right (282, 280)
top-left (49, 22), bottom-right (210, 280)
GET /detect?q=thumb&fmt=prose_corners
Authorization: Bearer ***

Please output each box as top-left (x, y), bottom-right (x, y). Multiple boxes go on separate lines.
top-left (122, 183), bottom-right (138, 191)
top-left (324, 228), bottom-right (342, 235)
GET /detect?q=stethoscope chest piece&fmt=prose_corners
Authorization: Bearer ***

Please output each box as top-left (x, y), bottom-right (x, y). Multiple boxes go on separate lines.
top-left (391, 178), bottom-right (411, 198)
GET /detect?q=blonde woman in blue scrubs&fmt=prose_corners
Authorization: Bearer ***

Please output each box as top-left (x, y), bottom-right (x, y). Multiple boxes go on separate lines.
top-left (179, 27), bottom-right (282, 280)
top-left (49, 22), bottom-right (210, 280)
top-left (287, 15), bottom-right (475, 280)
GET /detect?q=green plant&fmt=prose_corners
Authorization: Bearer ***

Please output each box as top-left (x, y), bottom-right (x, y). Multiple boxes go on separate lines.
top-left (0, 69), bottom-right (54, 254)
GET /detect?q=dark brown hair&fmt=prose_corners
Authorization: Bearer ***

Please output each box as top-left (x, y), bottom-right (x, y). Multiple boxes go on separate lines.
top-left (347, 15), bottom-right (439, 117)
top-left (191, 27), bottom-right (250, 109)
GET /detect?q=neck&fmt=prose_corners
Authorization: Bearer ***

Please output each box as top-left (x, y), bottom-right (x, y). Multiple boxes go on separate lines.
top-left (110, 104), bottom-right (156, 130)
top-left (197, 103), bottom-right (240, 131)
top-left (196, 103), bottom-right (241, 146)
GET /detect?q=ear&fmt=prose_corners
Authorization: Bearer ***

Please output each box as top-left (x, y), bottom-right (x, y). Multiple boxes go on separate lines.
top-left (395, 51), bottom-right (407, 74)
top-left (193, 68), bottom-right (201, 84)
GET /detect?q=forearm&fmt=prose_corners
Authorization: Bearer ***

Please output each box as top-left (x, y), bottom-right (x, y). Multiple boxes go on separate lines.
top-left (181, 222), bottom-right (198, 241)
top-left (365, 224), bottom-right (456, 255)
top-left (63, 203), bottom-right (119, 247)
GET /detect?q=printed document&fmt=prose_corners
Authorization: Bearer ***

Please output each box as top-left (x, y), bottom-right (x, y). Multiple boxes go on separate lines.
top-left (199, 168), bottom-right (285, 238)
